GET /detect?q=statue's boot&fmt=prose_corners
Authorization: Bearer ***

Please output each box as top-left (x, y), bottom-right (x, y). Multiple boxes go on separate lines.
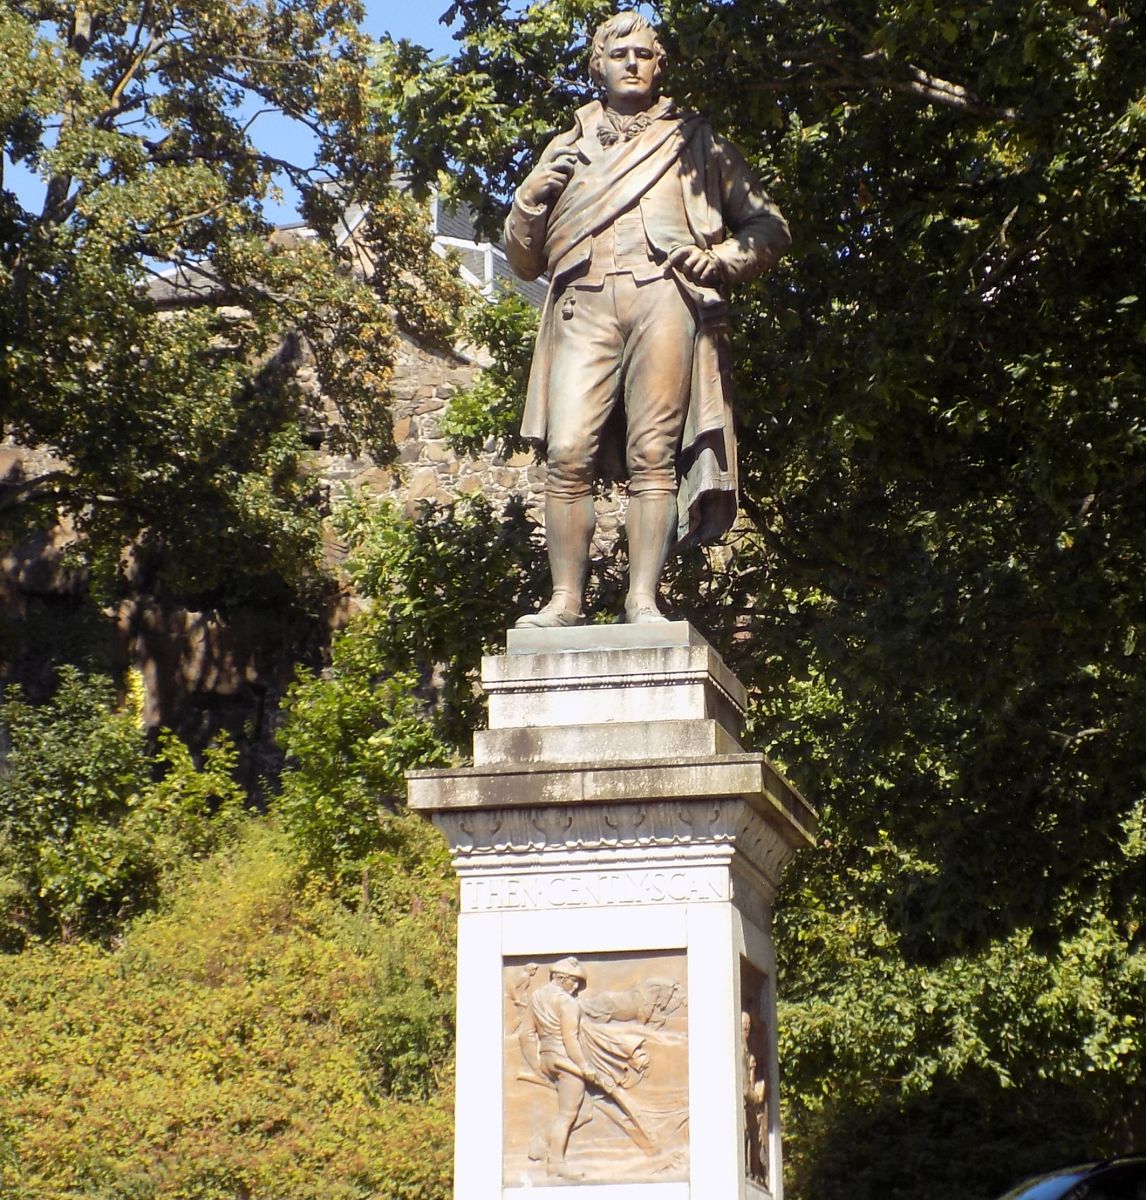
top-left (624, 490), bottom-right (676, 624)
top-left (516, 599), bottom-right (585, 629)
top-left (516, 491), bottom-right (593, 628)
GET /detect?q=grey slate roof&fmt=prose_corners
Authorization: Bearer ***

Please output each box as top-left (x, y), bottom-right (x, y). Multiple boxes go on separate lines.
top-left (430, 195), bottom-right (550, 308)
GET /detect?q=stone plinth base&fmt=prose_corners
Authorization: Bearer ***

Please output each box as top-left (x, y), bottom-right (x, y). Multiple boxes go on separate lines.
top-left (409, 623), bottom-right (814, 1200)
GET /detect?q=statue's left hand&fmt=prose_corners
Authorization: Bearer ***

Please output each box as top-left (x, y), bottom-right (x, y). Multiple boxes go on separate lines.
top-left (669, 245), bottom-right (723, 286)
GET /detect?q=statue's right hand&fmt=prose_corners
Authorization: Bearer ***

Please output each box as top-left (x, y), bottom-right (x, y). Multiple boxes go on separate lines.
top-left (519, 147), bottom-right (579, 209)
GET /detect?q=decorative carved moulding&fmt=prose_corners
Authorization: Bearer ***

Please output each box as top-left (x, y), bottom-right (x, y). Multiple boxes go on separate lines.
top-left (426, 797), bottom-right (805, 904)
top-left (408, 754), bottom-right (815, 901)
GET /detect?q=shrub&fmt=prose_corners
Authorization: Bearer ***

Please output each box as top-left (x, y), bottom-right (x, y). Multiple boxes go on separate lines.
top-left (0, 821), bottom-right (455, 1200)
top-left (0, 667), bottom-right (243, 947)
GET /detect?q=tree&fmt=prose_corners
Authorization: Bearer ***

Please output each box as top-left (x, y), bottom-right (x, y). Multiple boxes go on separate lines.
top-left (0, 0), bottom-right (464, 607)
top-left (375, 1), bottom-right (1146, 1195)
top-left (0, 9), bottom-right (474, 1195)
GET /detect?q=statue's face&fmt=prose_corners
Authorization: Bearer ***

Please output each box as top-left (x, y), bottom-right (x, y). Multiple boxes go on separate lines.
top-left (600, 26), bottom-right (661, 110)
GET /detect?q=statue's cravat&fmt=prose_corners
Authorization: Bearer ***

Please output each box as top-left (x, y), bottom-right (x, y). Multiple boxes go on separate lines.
top-left (597, 108), bottom-right (652, 148)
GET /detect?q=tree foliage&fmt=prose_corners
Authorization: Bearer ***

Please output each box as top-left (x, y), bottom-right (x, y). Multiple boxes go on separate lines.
top-left (376, 1), bottom-right (1146, 1194)
top-left (275, 490), bottom-right (546, 895)
top-left (0, 0), bottom-right (463, 606)
top-left (0, 654), bottom-right (457, 1197)
top-left (439, 289), bottom-right (538, 457)
top-left (275, 654), bottom-right (454, 900)
top-left (325, 488), bottom-right (545, 739)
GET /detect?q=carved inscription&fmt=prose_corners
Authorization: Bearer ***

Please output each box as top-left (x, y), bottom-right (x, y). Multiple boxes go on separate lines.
top-left (503, 951), bottom-right (689, 1187)
top-left (462, 867), bottom-right (727, 912)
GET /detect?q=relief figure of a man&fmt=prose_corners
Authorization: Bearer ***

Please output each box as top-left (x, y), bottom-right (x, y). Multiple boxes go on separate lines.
top-left (520, 957), bottom-right (600, 1180)
top-left (517, 955), bottom-right (662, 1181)
top-left (505, 12), bottom-right (791, 626)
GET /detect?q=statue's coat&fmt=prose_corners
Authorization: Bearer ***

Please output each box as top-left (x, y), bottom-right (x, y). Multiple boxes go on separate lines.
top-left (503, 98), bottom-right (791, 548)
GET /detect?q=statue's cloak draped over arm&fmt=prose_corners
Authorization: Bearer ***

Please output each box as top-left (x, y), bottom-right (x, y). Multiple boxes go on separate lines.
top-left (503, 99), bottom-right (790, 552)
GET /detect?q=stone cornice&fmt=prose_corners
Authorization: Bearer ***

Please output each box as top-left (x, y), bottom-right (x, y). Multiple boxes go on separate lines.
top-left (428, 794), bottom-right (805, 901)
top-left (409, 753), bottom-right (813, 832)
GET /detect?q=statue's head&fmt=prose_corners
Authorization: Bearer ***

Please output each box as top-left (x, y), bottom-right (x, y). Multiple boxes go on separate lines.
top-left (588, 12), bottom-right (667, 110)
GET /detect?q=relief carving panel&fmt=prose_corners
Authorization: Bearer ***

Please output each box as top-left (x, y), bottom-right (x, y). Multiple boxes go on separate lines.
top-left (503, 951), bottom-right (689, 1187)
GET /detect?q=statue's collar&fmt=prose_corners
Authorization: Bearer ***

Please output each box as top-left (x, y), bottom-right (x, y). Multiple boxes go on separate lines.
top-left (590, 95), bottom-right (677, 124)
top-left (574, 95), bottom-right (682, 132)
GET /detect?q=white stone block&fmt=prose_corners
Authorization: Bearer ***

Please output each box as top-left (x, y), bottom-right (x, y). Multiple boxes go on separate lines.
top-left (473, 718), bottom-right (743, 766)
top-left (482, 627), bottom-right (747, 739)
top-left (408, 623), bottom-right (815, 1198)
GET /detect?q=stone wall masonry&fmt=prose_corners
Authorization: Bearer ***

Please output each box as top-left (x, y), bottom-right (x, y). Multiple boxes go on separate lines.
top-left (307, 330), bottom-right (626, 565)
top-left (386, 333), bottom-right (539, 515)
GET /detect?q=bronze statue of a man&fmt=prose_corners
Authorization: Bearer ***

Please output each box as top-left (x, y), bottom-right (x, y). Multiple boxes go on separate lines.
top-left (505, 12), bottom-right (791, 627)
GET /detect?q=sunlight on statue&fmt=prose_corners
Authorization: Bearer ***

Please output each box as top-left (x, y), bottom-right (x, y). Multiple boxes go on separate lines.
top-left (505, 12), bottom-right (791, 627)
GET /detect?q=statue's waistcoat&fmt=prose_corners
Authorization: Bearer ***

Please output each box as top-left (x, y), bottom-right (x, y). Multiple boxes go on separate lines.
top-left (542, 100), bottom-right (711, 285)
top-left (574, 168), bottom-right (698, 287)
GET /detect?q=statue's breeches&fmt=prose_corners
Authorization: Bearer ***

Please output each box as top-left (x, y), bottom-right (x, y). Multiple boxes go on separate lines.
top-left (544, 273), bottom-right (696, 499)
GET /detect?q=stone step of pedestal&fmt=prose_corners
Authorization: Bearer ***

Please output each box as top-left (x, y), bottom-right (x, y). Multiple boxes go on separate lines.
top-left (505, 620), bottom-right (709, 655)
top-left (473, 717), bottom-right (742, 766)
top-left (484, 623), bottom-right (747, 737)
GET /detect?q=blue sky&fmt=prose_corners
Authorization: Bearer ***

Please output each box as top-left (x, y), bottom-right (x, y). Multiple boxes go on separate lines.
top-left (252, 0), bottom-right (464, 220)
top-left (372, 0), bottom-right (458, 54)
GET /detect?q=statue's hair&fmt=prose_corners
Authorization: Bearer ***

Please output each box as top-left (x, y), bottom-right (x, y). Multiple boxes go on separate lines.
top-left (588, 12), bottom-right (667, 87)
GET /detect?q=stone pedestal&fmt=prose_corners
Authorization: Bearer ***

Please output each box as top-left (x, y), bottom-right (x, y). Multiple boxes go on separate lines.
top-left (408, 623), bottom-right (815, 1200)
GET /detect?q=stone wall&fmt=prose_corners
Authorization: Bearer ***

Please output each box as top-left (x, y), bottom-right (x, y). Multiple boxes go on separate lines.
top-left (307, 332), bottom-right (543, 519)
top-left (302, 329), bottom-right (624, 559)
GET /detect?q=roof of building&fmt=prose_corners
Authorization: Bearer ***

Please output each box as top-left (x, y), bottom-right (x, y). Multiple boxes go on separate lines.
top-left (145, 193), bottom-right (547, 310)
top-left (429, 195), bottom-right (549, 308)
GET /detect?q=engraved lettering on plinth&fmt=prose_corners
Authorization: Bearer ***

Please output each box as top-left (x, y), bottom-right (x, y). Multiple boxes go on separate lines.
top-left (503, 951), bottom-right (689, 1186)
top-left (463, 866), bottom-right (728, 912)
